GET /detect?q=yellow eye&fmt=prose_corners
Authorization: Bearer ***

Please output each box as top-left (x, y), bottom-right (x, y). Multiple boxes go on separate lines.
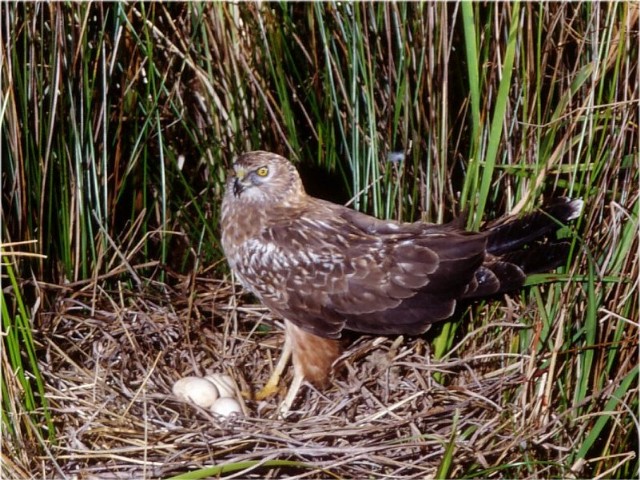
top-left (256, 166), bottom-right (269, 177)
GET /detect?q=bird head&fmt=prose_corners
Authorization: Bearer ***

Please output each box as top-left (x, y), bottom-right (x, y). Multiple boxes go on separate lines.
top-left (225, 151), bottom-right (306, 206)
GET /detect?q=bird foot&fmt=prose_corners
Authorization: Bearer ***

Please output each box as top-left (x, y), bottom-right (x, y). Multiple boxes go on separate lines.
top-left (252, 326), bottom-right (316, 416)
top-left (277, 370), bottom-right (304, 417)
top-left (254, 335), bottom-right (292, 401)
top-left (254, 368), bottom-right (303, 417)
top-left (254, 378), bottom-right (282, 401)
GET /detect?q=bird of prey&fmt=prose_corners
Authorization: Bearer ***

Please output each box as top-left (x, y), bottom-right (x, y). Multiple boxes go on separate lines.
top-left (220, 150), bottom-right (582, 414)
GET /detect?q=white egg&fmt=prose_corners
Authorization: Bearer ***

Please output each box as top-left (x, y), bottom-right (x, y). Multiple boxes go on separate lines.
top-left (210, 397), bottom-right (243, 418)
top-left (172, 376), bottom-right (219, 408)
top-left (205, 373), bottom-right (238, 398)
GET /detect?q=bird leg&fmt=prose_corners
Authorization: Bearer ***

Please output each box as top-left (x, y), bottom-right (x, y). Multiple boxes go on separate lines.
top-left (254, 333), bottom-right (302, 417)
top-left (254, 332), bottom-right (292, 401)
top-left (278, 363), bottom-right (304, 417)
top-left (255, 321), bottom-right (341, 417)
top-left (279, 321), bottom-right (342, 416)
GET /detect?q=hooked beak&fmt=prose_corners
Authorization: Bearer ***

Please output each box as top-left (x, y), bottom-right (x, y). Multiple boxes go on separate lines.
top-left (233, 178), bottom-right (244, 196)
top-left (232, 166), bottom-right (247, 197)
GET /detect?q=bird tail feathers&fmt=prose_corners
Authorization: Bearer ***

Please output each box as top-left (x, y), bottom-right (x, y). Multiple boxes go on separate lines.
top-left (464, 197), bottom-right (582, 299)
top-left (484, 197), bottom-right (583, 256)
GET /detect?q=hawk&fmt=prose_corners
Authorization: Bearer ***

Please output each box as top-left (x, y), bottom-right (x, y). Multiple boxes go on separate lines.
top-left (220, 151), bottom-right (582, 414)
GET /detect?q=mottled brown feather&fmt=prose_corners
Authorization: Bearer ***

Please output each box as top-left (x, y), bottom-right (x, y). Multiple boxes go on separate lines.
top-left (220, 151), bottom-right (582, 388)
top-left (286, 321), bottom-right (341, 387)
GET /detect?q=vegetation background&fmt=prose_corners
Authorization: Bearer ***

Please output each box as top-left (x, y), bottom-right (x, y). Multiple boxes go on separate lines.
top-left (2, 2), bottom-right (638, 478)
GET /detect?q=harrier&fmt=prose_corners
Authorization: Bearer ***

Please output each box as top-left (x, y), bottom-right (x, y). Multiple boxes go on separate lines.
top-left (220, 151), bottom-right (582, 414)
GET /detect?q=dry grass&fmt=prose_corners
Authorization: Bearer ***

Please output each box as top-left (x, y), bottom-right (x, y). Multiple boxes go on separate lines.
top-left (2, 3), bottom-right (638, 479)
top-left (23, 246), bottom-right (635, 479)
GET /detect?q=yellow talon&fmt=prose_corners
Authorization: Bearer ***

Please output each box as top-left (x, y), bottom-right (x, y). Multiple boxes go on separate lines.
top-left (254, 379), bottom-right (282, 400)
top-left (254, 335), bottom-right (292, 401)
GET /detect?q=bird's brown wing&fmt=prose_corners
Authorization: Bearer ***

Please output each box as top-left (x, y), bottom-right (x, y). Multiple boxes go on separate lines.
top-left (239, 203), bottom-right (487, 339)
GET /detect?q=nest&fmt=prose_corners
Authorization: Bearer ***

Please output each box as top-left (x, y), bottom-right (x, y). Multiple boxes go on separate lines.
top-left (34, 274), bottom-right (584, 479)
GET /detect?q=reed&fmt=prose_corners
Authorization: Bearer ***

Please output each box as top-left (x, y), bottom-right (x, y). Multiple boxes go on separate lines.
top-left (1, 2), bottom-right (637, 478)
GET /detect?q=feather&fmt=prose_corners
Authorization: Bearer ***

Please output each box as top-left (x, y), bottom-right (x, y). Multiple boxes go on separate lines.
top-left (220, 151), bottom-right (582, 392)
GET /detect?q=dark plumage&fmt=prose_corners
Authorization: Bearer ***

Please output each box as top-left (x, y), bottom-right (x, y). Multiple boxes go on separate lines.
top-left (220, 151), bottom-right (582, 411)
